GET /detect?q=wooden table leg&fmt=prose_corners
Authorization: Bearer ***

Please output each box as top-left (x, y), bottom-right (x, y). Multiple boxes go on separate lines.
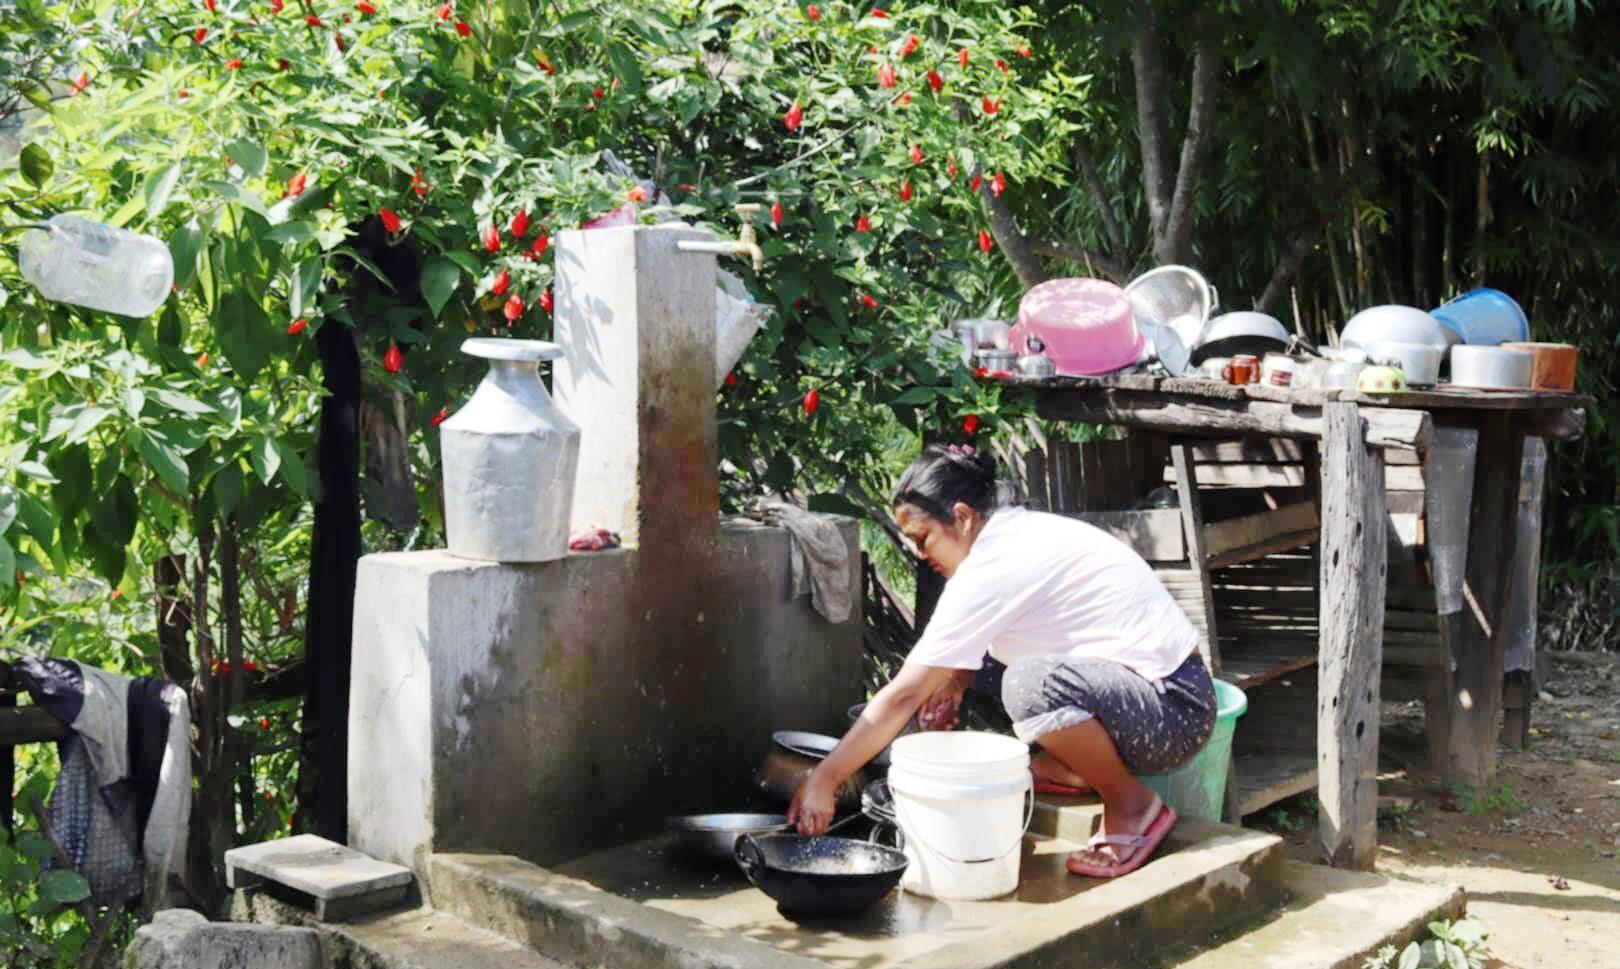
top-left (1445, 414), bottom-right (1526, 787)
top-left (1318, 403), bottom-right (1387, 869)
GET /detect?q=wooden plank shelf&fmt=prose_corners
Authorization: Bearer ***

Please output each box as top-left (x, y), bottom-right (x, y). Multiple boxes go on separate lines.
top-left (1234, 750), bottom-right (1319, 818)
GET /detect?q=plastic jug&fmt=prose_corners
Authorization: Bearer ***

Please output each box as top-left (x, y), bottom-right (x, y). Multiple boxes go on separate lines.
top-left (20, 214), bottom-right (173, 318)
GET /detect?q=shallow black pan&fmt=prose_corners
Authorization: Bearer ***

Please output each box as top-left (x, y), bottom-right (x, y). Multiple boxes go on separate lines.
top-left (734, 833), bottom-right (907, 918)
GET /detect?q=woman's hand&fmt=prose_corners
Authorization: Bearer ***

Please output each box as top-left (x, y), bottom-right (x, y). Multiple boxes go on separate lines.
top-left (917, 669), bottom-right (974, 731)
top-left (788, 768), bottom-right (838, 835)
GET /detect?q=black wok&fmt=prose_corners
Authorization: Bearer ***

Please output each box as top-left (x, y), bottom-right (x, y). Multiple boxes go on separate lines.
top-left (734, 833), bottom-right (907, 918)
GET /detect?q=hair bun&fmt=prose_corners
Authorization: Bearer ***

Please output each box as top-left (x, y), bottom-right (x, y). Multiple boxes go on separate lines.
top-left (970, 450), bottom-right (998, 479)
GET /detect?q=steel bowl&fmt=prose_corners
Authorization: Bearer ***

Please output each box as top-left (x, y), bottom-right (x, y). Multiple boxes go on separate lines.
top-left (669, 813), bottom-right (790, 861)
top-left (735, 833), bottom-right (908, 918)
top-left (1125, 265), bottom-right (1218, 351)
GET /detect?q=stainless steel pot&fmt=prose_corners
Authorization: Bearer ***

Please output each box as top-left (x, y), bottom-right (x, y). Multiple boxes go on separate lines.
top-left (756, 732), bottom-right (866, 810)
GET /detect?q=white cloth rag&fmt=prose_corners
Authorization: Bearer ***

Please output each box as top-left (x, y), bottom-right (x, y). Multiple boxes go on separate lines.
top-left (744, 498), bottom-right (854, 624)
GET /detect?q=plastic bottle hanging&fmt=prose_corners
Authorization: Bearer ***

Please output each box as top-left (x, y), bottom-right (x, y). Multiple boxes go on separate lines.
top-left (19, 214), bottom-right (174, 318)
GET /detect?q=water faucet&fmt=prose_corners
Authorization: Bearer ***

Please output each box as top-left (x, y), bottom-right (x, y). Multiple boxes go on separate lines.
top-left (676, 204), bottom-right (766, 272)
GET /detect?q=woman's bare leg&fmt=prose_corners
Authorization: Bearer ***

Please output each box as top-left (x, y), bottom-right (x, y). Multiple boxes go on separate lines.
top-left (1036, 718), bottom-right (1161, 868)
top-left (1030, 750), bottom-right (1089, 790)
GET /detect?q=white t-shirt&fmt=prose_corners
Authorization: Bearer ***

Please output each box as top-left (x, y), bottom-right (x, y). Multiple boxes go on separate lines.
top-left (907, 506), bottom-right (1199, 681)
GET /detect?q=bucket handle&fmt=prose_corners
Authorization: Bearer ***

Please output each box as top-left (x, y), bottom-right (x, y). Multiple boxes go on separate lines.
top-left (892, 785), bottom-right (1035, 866)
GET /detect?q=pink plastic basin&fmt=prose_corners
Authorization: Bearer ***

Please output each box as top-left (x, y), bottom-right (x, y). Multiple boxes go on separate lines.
top-left (1013, 278), bottom-right (1141, 376)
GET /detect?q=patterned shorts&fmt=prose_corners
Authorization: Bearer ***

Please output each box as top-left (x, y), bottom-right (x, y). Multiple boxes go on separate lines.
top-left (1000, 651), bottom-right (1217, 775)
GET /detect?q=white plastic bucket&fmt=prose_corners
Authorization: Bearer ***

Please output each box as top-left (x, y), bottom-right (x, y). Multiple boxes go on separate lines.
top-left (887, 732), bottom-right (1032, 900)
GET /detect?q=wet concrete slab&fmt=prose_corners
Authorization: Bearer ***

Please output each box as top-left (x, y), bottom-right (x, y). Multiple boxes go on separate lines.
top-left (430, 801), bottom-right (1287, 969)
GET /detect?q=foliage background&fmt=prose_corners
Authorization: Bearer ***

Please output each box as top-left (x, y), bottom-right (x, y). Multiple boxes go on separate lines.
top-left (1, 0), bottom-right (1618, 962)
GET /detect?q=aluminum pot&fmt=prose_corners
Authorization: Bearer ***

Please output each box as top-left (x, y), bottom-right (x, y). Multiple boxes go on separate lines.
top-left (756, 732), bottom-right (867, 810)
top-left (668, 813), bottom-right (790, 862)
top-left (1449, 345), bottom-right (1534, 389)
top-left (440, 338), bottom-right (581, 562)
top-left (1366, 341), bottom-right (1442, 386)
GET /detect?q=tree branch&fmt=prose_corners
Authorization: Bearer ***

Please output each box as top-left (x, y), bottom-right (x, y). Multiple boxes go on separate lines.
top-left (1027, 239), bottom-right (1127, 283)
top-left (1161, 36), bottom-right (1222, 265)
top-left (1256, 221), bottom-right (1323, 315)
top-left (1073, 138), bottom-right (1127, 260)
top-left (951, 101), bottom-right (1046, 289)
top-left (1131, 0), bottom-right (1174, 239)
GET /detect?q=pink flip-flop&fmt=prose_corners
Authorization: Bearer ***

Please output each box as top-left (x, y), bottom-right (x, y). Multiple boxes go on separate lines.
top-left (1066, 799), bottom-right (1178, 878)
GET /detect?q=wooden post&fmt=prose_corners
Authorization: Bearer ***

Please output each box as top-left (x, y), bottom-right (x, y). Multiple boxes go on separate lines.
top-left (1317, 403), bottom-right (1386, 869)
top-left (1445, 414), bottom-right (1525, 786)
top-left (1417, 425), bottom-right (1478, 771)
top-left (1170, 444), bottom-right (1220, 674)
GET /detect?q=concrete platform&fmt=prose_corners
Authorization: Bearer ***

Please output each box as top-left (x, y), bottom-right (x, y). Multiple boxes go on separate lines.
top-left (1156, 861), bottom-right (1466, 969)
top-left (226, 835), bottom-right (414, 922)
top-left (426, 799), bottom-right (1288, 969)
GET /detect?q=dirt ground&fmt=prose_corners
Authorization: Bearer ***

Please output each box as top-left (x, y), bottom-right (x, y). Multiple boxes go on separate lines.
top-left (1253, 650), bottom-right (1620, 969)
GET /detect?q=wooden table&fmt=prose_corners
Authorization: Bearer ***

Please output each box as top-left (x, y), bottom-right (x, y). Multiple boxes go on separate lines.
top-left (998, 373), bottom-right (1588, 868)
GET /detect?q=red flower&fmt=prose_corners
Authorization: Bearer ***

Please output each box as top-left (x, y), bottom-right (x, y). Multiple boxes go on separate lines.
top-left (71, 72), bottom-right (88, 94)
top-left (627, 185), bottom-right (649, 202)
top-left (530, 232), bottom-right (549, 258)
top-left (287, 172), bottom-right (307, 196)
top-left (378, 208), bottom-right (401, 233)
top-left (178, 89), bottom-right (190, 99)
top-left (287, 318), bottom-right (309, 335)
top-left (196, 352), bottom-right (210, 367)
top-left (194, 26), bottom-right (209, 43)
top-left (806, 4), bottom-right (819, 20)
top-left (770, 200), bottom-right (784, 227)
top-left (909, 144), bottom-right (924, 164)
top-left (305, 14), bottom-right (322, 25)
top-left (995, 58), bottom-right (1008, 72)
top-left (454, 19), bottom-right (470, 36)
top-left (899, 34), bottom-right (920, 59)
top-left (982, 95), bottom-right (1000, 115)
top-left (259, 716), bottom-right (270, 730)
top-left (383, 345), bottom-right (403, 374)
top-left (963, 413), bottom-right (980, 435)
top-left (783, 101), bottom-right (803, 131)
top-left (856, 214), bottom-right (871, 233)
top-left (947, 162), bottom-right (958, 178)
top-left (271, 0), bottom-right (284, 12)
top-left (992, 171), bottom-right (1007, 197)
top-left (802, 388), bottom-right (820, 416)
top-left (592, 86), bottom-right (604, 100)
top-left (205, 0), bottom-right (216, 9)
top-left (870, 7), bottom-right (888, 18)
top-left (436, 3), bottom-right (451, 19)
top-left (539, 289), bottom-right (554, 313)
top-left (1017, 45), bottom-right (1032, 58)
top-left (978, 230), bottom-right (994, 252)
top-left (959, 47), bottom-right (969, 68)
top-left (336, 36), bottom-right (347, 51)
top-left (491, 269), bottom-right (510, 296)
top-left (725, 372), bottom-right (739, 387)
top-left (225, 58), bottom-right (243, 69)
top-left (357, 0), bottom-right (377, 13)
top-left (503, 294), bottom-right (524, 321)
top-left (969, 174), bottom-right (983, 192)
top-left (859, 292), bottom-right (879, 309)
top-left (481, 224), bottom-right (500, 252)
top-left (899, 181), bottom-right (913, 202)
top-left (897, 91), bottom-right (912, 106)
top-left (277, 58), bottom-right (290, 70)
top-left (926, 70), bottom-right (943, 92)
top-left (431, 406), bottom-right (449, 427)
top-left (877, 62), bottom-right (897, 88)
top-left (974, 367), bottom-right (988, 379)
top-left (509, 209), bottom-right (529, 237)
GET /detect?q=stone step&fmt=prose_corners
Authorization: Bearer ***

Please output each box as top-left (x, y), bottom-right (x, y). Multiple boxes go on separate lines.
top-left (233, 891), bottom-right (569, 969)
top-left (427, 799), bottom-right (1289, 969)
top-left (1156, 861), bottom-right (1466, 969)
top-left (226, 834), bottom-right (413, 922)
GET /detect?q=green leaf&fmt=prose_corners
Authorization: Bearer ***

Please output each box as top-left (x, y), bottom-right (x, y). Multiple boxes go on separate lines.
top-left (170, 222), bottom-right (205, 292)
top-left (223, 138), bottom-right (267, 179)
top-left (43, 406), bottom-right (112, 445)
top-left (213, 464), bottom-right (243, 518)
top-left (144, 164), bottom-right (182, 218)
top-left (607, 42), bottom-right (646, 95)
top-left (1, 348), bottom-right (53, 370)
top-left (40, 869), bottom-right (91, 905)
top-left (1396, 942), bottom-right (1422, 969)
top-left (151, 389), bottom-right (215, 416)
top-left (216, 290), bottom-right (273, 380)
top-left (252, 436), bottom-right (282, 485)
top-left (91, 476), bottom-right (138, 547)
top-left (0, 489), bottom-right (16, 535)
top-left (19, 144), bottom-right (53, 189)
top-left (136, 430), bottom-right (190, 496)
top-left (290, 258), bottom-right (323, 319)
top-left (0, 537), bottom-right (13, 588)
top-left (274, 439), bottom-right (310, 497)
top-left (420, 256), bottom-right (460, 319)
top-left (15, 832), bottom-right (54, 863)
top-left (17, 461), bottom-right (58, 483)
top-left (265, 222), bottom-right (316, 246)
top-left (892, 387), bottom-right (937, 405)
top-left (17, 492), bottom-right (55, 546)
top-left (202, 180), bottom-right (269, 217)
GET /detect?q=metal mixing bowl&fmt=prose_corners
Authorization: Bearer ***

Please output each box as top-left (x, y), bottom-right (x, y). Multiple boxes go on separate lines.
top-left (668, 813), bottom-right (790, 861)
